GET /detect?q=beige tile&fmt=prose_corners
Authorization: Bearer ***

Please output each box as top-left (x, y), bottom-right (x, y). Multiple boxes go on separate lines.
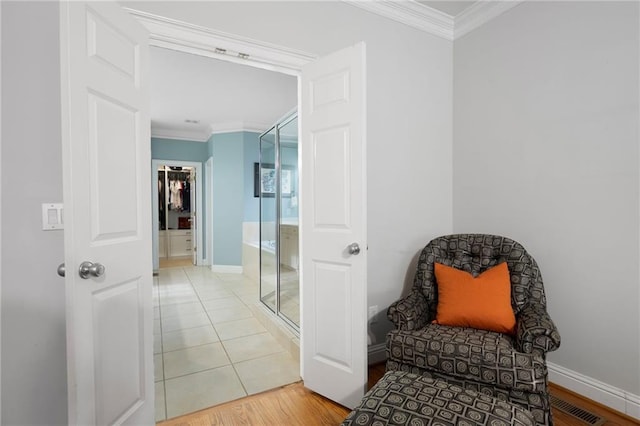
top-left (191, 281), bottom-right (228, 293)
top-left (215, 272), bottom-right (247, 283)
top-left (157, 280), bottom-right (192, 291)
top-left (154, 319), bottom-right (162, 335)
top-left (201, 296), bottom-right (246, 311)
top-left (160, 301), bottom-right (205, 319)
top-left (155, 381), bottom-right (166, 422)
top-left (161, 311), bottom-right (211, 333)
top-left (154, 354), bottom-right (163, 382)
top-left (222, 332), bottom-right (285, 363)
top-left (188, 275), bottom-right (224, 285)
top-left (185, 268), bottom-right (217, 279)
top-left (207, 305), bottom-right (253, 324)
top-left (162, 325), bottom-right (219, 352)
top-left (164, 366), bottom-right (246, 419)
top-left (196, 288), bottom-right (234, 301)
top-left (157, 281), bottom-right (190, 289)
top-left (236, 291), bottom-right (260, 304)
top-left (159, 293), bottom-right (200, 306)
top-left (157, 282), bottom-right (195, 293)
top-left (215, 317), bottom-right (267, 341)
top-left (163, 342), bottom-right (230, 379)
top-left (234, 352), bottom-right (301, 395)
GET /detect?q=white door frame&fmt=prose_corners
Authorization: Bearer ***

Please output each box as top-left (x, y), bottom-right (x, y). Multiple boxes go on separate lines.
top-left (127, 10), bottom-right (369, 398)
top-left (124, 8), bottom-right (315, 76)
top-left (151, 159), bottom-right (204, 270)
top-left (129, 8), bottom-right (315, 275)
top-left (205, 156), bottom-right (213, 266)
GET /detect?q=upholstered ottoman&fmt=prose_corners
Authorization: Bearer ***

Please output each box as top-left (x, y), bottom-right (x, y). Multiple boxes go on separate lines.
top-left (341, 371), bottom-right (535, 426)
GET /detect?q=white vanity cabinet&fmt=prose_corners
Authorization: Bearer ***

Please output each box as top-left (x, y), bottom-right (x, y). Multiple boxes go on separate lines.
top-left (158, 229), bottom-right (192, 258)
top-left (168, 229), bottom-right (192, 257)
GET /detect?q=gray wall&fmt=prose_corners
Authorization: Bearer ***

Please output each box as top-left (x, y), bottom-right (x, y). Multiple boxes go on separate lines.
top-left (1, 2), bottom-right (68, 424)
top-left (453, 1), bottom-right (639, 395)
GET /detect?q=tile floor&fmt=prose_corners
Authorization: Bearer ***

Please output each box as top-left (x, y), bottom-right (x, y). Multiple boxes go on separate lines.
top-left (154, 266), bottom-right (301, 422)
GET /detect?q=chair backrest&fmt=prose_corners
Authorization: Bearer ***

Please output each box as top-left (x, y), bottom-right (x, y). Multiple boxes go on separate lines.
top-left (414, 234), bottom-right (548, 321)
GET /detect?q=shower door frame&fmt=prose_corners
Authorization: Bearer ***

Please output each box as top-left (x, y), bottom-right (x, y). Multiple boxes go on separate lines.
top-left (259, 110), bottom-right (299, 332)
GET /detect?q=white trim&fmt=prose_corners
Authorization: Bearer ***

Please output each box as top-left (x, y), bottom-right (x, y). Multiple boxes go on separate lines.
top-left (548, 362), bottom-right (640, 420)
top-left (344, 0), bottom-right (454, 40)
top-left (151, 127), bottom-right (209, 143)
top-left (211, 265), bottom-right (243, 274)
top-left (0, 0), bottom-right (3, 418)
top-left (151, 122), bottom-right (270, 143)
top-left (454, 1), bottom-right (524, 40)
top-left (125, 8), bottom-right (316, 75)
top-left (367, 343), bottom-right (387, 365)
top-left (151, 160), bottom-right (204, 271)
top-left (343, 0), bottom-right (525, 41)
top-left (209, 121), bottom-right (270, 135)
top-left (204, 157), bottom-right (213, 266)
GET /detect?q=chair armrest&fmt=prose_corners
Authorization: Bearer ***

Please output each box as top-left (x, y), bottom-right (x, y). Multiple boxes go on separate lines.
top-left (516, 304), bottom-right (561, 356)
top-left (387, 290), bottom-right (429, 331)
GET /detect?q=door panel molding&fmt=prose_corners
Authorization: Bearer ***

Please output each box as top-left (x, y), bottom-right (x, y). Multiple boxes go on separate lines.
top-left (60, 2), bottom-right (153, 423)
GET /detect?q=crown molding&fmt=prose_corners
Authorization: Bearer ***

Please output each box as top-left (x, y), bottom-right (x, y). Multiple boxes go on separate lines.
top-left (151, 122), bottom-right (269, 142)
top-left (454, 1), bottom-right (524, 39)
top-left (209, 121), bottom-right (270, 135)
top-left (125, 7), bottom-right (316, 75)
top-left (344, 0), bottom-right (454, 40)
top-left (342, 1), bottom-right (524, 41)
top-left (151, 126), bottom-right (210, 143)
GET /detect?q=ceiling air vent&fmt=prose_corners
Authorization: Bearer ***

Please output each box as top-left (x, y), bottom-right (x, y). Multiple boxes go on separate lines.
top-left (550, 395), bottom-right (606, 426)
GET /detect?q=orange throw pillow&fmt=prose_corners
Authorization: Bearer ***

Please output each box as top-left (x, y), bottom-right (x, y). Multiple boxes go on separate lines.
top-left (433, 262), bottom-right (516, 334)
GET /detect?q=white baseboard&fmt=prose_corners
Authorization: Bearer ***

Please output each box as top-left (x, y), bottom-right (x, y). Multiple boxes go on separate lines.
top-left (368, 343), bottom-right (387, 365)
top-left (210, 265), bottom-right (243, 274)
top-left (547, 362), bottom-right (640, 420)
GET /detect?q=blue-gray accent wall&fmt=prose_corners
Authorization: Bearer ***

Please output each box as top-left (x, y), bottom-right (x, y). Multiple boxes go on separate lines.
top-left (208, 132), bottom-right (245, 266)
top-left (243, 132), bottom-right (260, 221)
top-left (152, 132), bottom-right (266, 267)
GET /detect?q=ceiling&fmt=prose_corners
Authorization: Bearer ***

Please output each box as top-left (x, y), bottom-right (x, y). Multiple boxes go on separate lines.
top-left (149, 1), bottom-right (481, 142)
top-left (150, 46), bottom-right (297, 142)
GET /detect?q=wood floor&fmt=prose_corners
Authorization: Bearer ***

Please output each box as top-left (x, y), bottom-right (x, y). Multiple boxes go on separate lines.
top-left (159, 256), bottom-right (194, 269)
top-left (158, 363), bottom-right (639, 426)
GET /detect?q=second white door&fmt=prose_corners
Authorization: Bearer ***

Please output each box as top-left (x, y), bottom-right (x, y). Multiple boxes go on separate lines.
top-left (300, 42), bottom-right (368, 409)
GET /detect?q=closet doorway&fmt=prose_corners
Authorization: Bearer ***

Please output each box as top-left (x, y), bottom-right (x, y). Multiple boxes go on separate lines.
top-left (152, 159), bottom-right (204, 272)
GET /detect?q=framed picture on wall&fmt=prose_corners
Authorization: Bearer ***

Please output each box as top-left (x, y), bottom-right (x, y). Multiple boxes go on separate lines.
top-left (254, 163), bottom-right (294, 198)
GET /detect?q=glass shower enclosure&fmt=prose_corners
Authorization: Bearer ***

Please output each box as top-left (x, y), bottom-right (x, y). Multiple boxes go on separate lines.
top-left (259, 112), bottom-right (299, 330)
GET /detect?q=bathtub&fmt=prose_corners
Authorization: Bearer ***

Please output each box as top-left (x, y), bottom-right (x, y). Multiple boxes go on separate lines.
top-left (242, 239), bottom-right (277, 282)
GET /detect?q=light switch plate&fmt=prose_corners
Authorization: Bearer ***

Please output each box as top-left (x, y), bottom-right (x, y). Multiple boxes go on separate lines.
top-left (42, 203), bottom-right (64, 230)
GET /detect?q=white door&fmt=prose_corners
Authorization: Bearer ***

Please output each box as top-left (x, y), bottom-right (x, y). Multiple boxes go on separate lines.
top-left (60, 2), bottom-right (153, 424)
top-left (300, 42), bottom-right (367, 409)
top-left (190, 169), bottom-right (197, 264)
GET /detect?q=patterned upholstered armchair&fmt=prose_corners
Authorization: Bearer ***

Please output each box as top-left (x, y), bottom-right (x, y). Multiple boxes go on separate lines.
top-left (386, 234), bottom-right (561, 426)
